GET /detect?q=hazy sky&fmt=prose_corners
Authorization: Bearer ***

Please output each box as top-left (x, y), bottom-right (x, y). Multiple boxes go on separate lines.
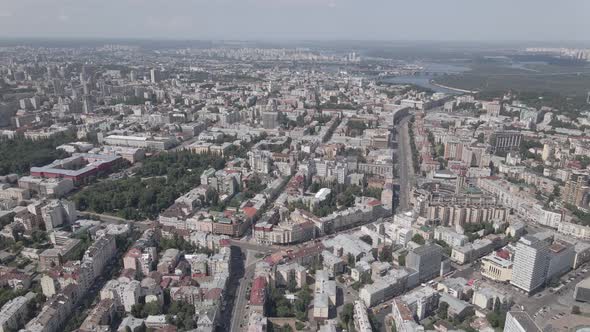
top-left (1, 0), bottom-right (589, 41)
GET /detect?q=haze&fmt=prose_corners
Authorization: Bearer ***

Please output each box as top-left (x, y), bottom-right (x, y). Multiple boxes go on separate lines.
top-left (0, 0), bottom-right (589, 41)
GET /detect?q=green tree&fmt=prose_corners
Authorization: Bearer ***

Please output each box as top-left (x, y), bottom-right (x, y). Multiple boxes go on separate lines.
top-left (347, 253), bottom-right (356, 268)
top-left (477, 133), bottom-right (485, 143)
top-left (0, 131), bottom-right (76, 176)
top-left (437, 301), bottom-right (449, 319)
top-left (411, 234), bottom-right (425, 245)
top-left (379, 246), bottom-right (393, 263)
top-left (340, 303), bottom-right (354, 328)
top-left (295, 321), bottom-right (305, 330)
top-left (359, 235), bottom-right (373, 245)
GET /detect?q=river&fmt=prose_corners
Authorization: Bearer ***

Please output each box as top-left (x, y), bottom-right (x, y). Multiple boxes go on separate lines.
top-left (380, 62), bottom-right (470, 94)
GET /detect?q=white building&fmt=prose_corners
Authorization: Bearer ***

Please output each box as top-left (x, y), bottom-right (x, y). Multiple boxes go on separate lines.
top-left (510, 236), bottom-right (549, 293)
top-left (353, 301), bottom-right (372, 332)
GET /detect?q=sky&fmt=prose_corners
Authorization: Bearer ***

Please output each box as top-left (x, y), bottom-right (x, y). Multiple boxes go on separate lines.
top-left (0, 0), bottom-right (589, 41)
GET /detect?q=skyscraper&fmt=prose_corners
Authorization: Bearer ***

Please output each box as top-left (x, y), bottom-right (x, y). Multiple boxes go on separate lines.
top-left (510, 236), bottom-right (549, 293)
top-left (563, 172), bottom-right (589, 207)
top-left (150, 69), bottom-right (160, 83)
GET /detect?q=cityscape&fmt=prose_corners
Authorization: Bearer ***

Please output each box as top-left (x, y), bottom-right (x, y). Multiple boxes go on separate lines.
top-left (0, 4), bottom-right (590, 332)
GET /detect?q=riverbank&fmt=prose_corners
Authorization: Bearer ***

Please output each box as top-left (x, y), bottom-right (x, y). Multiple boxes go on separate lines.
top-left (429, 80), bottom-right (478, 94)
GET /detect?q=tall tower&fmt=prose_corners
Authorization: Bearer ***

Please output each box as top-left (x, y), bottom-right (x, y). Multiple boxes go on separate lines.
top-left (510, 236), bottom-right (549, 293)
top-left (150, 69), bottom-right (160, 83)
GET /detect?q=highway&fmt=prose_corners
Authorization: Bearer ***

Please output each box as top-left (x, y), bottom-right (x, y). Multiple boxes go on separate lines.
top-left (396, 115), bottom-right (414, 212)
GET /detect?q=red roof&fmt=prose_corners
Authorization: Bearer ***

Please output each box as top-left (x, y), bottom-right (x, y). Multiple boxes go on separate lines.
top-left (249, 276), bottom-right (267, 306)
top-left (125, 248), bottom-right (142, 258)
top-left (243, 207), bottom-right (258, 219)
top-left (160, 278), bottom-right (172, 289)
top-left (205, 287), bottom-right (223, 300)
top-left (367, 199), bottom-right (381, 207)
top-left (567, 161), bottom-right (583, 170)
top-left (495, 249), bottom-right (510, 260)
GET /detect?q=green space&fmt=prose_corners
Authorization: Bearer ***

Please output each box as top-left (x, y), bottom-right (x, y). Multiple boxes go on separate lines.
top-left (73, 150), bottom-right (226, 220)
top-left (266, 286), bottom-right (312, 322)
top-left (0, 131), bottom-right (76, 175)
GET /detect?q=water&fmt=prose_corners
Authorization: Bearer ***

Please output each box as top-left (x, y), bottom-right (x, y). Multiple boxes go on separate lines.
top-left (382, 76), bottom-right (460, 94)
top-left (380, 62), bottom-right (471, 94)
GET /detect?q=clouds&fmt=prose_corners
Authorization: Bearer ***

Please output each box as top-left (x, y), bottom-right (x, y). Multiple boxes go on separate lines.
top-left (0, 0), bottom-right (588, 41)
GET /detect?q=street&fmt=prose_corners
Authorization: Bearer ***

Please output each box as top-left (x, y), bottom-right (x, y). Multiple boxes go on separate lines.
top-left (229, 249), bottom-right (262, 332)
top-left (396, 115), bottom-right (414, 212)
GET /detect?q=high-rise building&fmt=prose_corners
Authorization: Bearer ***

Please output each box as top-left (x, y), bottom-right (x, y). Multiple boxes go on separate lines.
top-left (546, 240), bottom-right (575, 281)
top-left (19, 98), bottom-right (32, 111)
top-left (262, 111), bottom-right (279, 129)
top-left (150, 69), bottom-right (160, 83)
top-left (503, 311), bottom-right (541, 332)
top-left (30, 96), bottom-right (41, 110)
top-left (52, 79), bottom-right (64, 95)
top-left (490, 131), bottom-right (522, 153)
top-left (563, 172), bottom-right (589, 207)
top-left (406, 244), bottom-right (443, 282)
top-left (510, 236), bottom-right (549, 293)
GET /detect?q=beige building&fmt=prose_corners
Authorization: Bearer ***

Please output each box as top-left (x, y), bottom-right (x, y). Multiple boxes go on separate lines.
top-left (563, 172), bottom-right (589, 207)
top-left (0, 293), bottom-right (34, 332)
top-left (481, 253), bottom-right (513, 282)
top-left (274, 263), bottom-right (307, 289)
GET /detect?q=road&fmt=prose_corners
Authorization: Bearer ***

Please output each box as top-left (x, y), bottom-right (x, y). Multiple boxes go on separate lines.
top-left (228, 239), bottom-right (282, 255)
top-left (516, 265), bottom-right (590, 329)
top-left (76, 210), bottom-right (153, 232)
top-left (229, 250), bottom-right (262, 332)
top-left (396, 115), bottom-right (414, 212)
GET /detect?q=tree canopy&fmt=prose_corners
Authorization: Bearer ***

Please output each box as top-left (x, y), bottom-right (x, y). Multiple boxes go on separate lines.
top-left (74, 150), bottom-right (226, 220)
top-left (0, 131), bottom-right (76, 175)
